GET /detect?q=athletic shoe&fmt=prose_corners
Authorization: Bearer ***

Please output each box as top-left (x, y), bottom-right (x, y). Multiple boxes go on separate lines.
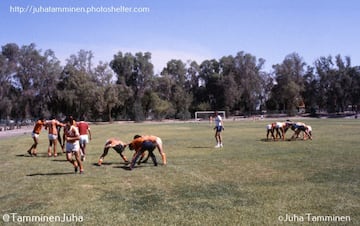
top-left (80, 170), bottom-right (84, 174)
top-left (27, 150), bottom-right (32, 156)
top-left (74, 166), bottom-right (78, 173)
top-left (214, 144), bottom-right (220, 148)
top-left (81, 155), bottom-right (85, 161)
top-left (54, 153), bottom-right (58, 157)
top-left (220, 143), bottom-right (223, 148)
top-left (97, 159), bottom-right (103, 166)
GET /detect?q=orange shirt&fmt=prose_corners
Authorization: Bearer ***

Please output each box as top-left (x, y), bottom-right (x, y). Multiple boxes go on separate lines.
top-left (142, 135), bottom-right (157, 143)
top-left (33, 120), bottom-right (44, 134)
top-left (129, 137), bottom-right (145, 152)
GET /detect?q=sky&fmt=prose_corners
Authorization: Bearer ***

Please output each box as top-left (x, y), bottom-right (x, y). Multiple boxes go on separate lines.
top-left (1, 0), bottom-right (360, 74)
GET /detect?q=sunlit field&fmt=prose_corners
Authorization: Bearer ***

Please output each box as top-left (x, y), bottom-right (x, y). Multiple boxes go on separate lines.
top-left (0, 119), bottom-right (359, 225)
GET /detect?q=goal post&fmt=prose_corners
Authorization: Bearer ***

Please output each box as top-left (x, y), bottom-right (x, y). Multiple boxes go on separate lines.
top-left (194, 111), bottom-right (226, 121)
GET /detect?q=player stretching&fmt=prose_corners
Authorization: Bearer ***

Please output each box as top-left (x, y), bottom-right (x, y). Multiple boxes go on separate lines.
top-left (26, 117), bottom-right (46, 156)
top-left (97, 138), bottom-right (129, 166)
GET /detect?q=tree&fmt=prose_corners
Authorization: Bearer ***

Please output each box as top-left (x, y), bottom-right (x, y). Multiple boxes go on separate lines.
top-left (161, 59), bottom-right (192, 119)
top-left (0, 43), bottom-right (19, 119)
top-left (270, 53), bottom-right (305, 115)
top-left (110, 51), bottom-right (154, 121)
top-left (302, 66), bottom-right (319, 115)
top-left (57, 50), bottom-right (97, 118)
top-left (198, 59), bottom-right (223, 110)
top-left (1, 43), bottom-right (62, 119)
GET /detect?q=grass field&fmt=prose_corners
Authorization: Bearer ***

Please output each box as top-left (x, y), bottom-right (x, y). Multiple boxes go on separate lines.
top-left (0, 119), bottom-right (359, 225)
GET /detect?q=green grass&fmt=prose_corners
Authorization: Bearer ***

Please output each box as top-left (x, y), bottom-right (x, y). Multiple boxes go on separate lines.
top-left (0, 119), bottom-right (359, 225)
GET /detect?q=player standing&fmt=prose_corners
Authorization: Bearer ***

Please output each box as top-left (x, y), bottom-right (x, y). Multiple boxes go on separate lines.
top-left (45, 117), bottom-right (65, 157)
top-left (26, 117), bottom-right (46, 156)
top-left (214, 111), bottom-right (224, 148)
top-left (64, 116), bottom-right (83, 174)
top-left (77, 117), bottom-right (91, 161)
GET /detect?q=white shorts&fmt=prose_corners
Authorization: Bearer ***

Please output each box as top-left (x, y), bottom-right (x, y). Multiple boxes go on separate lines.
top-left (66, 141), bottom-right (80, 153)
top-left (156, 137), bottom-right (162, 146)
top-left (266, 124), bottom-right (272, 130)
top-left (48, 134), bottom-right (58, 141)
top-left (275, 122), bottom-right (283, 128)
top-left (79, 135), bottom-right (89, 145)
top-left (31, 132), bottom-right (39, 139)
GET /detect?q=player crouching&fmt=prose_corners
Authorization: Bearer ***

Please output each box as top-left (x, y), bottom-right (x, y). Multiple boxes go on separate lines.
top-left (290, 122), bottom-right (312, 140)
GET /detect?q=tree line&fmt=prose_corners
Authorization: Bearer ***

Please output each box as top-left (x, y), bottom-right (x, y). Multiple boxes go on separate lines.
top-left (1, 43), bottom-right (359, 122)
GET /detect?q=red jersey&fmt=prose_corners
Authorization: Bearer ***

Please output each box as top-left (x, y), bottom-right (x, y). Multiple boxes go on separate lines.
top-left (77, 121), bottom-right (89, 135)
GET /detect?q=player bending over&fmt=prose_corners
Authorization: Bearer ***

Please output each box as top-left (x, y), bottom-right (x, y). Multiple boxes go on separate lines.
top-left (128, 135), bottom-right (159, 170)
top-left (97, 138), bottom-right (129, 166)
top-left (290, 122), bottom-right (312, 140)
top-left (266, 123), bottom-right (276, 140)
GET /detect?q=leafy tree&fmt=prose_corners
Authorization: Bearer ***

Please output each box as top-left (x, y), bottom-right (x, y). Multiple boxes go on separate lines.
top-left (110, 51), bottom-right (153, 121)
top-left (57, 50), bottom-right (97, 118)
top-left (271, 53), bottom-right (305, 115)
top-left (161, 59), bottom-right (192, 119)
top-left (0, 44), bottom-right (19, 119)
top-left (302, 66), bottom-right (319, 115)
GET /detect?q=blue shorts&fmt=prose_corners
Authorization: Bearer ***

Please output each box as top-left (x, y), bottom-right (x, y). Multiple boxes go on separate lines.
top-left (215, 126), bottom-right (223, 132)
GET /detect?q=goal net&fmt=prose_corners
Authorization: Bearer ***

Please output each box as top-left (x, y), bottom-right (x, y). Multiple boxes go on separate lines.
top-left (194, 111), bottom-right (226, 121)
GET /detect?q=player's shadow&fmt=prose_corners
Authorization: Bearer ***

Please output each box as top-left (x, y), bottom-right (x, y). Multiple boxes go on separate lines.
top-left (27, 172), bottom-right (75, 176)
top-left (16, 154), bottom-right (33, 157)
top-left (16, 153), bottom-right (65, 158)
top-left (91, 162), bottom-right (120, 167)
top-left (52, 159), bottom-right (68, 162)
top-left (260, 138), bottom-right (277, 142)
top-left (115, 165), bottom-right (148, 170)
top-left (187, 146), bottom-right (211, 149)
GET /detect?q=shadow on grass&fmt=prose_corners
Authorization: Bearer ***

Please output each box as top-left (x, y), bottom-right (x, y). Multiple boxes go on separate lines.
top-left (52, 159), bottom-right (68, 162)
top-left (91, 162), bottom-right (122, 167)
top-left (16, 153), bottom-right (65, 158)
top-left (27, 172), bottom-right (75, 176)
top-left (113, 165), bottom-right (150, 171)
top-left (187, 146), bottom-right (211, 149)
top-left (259, 138), bottom-right (307, 142)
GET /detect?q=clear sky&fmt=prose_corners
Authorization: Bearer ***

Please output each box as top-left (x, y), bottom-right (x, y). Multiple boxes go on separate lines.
top-left (1, 0), bottom-right (359, 73)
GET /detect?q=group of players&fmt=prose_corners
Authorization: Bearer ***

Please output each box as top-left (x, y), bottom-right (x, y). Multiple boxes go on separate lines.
top-left (266, 120), bottom-right (313, 141)
top-left (26, 116), bottom-right (167, 173)
top-left (97, 135), bottom-right (167, 170)
top-left (26, 116), bottom-right (91, 174)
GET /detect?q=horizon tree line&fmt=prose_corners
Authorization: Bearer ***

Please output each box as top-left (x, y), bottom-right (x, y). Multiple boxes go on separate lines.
top-left (1, 42), bottom-right (359, 122)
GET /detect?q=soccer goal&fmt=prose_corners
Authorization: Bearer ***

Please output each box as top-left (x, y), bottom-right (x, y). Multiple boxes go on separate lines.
top-left (194, 111), bottom-right (226, 121)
